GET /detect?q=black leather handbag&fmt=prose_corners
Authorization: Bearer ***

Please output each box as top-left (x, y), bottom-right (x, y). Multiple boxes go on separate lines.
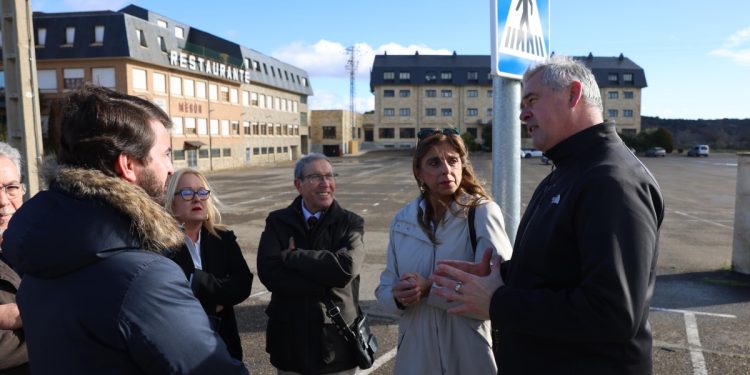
top-left (324, 297), bottom-right (378, 369)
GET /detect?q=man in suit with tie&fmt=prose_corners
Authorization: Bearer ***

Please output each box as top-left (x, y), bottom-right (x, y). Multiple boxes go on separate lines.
top-left (258, 153), bottom-right (366, 375)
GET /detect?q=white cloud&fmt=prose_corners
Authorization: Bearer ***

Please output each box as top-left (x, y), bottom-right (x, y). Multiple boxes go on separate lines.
top-left (308, 88), bottom-right (374, 112)
top-left (709, 27), bottom-right (750, 66)
top-left (272, 39), bottom-right (453, 79)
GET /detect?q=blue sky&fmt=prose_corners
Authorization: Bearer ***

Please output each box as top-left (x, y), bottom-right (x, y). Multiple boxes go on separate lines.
top-left (32, 0), bottom-right (750, 120)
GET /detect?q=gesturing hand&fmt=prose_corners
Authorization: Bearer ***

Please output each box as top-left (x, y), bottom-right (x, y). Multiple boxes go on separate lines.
top-left (437, 247), bottom-right (496, 276)
top-left (392, 272), bottom-right (430, 308)
top-left (431, 256), bottom-right (504, 320)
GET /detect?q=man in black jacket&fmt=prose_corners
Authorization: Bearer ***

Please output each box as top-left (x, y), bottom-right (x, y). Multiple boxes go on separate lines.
top-left (433, 55), bottom-right (664, 374)
top-left (258, 153), bottom-right (365, 375)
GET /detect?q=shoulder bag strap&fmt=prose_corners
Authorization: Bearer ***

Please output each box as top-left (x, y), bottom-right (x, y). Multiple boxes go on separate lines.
top-left (323, 294), bottom-right (357, 342)
top-left (468, 205), bottom-right (477, 256)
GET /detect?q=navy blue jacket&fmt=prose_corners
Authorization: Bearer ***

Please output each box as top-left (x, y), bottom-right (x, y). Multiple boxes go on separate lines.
top-left (3, 169), bottom-right (248, 375)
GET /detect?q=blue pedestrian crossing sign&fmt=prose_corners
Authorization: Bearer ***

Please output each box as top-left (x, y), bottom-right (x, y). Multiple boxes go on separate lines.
top-left (491, 0), bottom-right (550, 80)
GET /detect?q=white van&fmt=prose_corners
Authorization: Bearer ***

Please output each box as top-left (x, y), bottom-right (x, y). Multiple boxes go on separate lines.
top-left (687, 144), bottom-right (709, 157)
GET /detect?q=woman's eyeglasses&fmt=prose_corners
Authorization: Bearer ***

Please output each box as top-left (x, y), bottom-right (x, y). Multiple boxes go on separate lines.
top-left (417, 128), bottom-right (460, 140)
top-left (175, 188), bottom-right (211, 201)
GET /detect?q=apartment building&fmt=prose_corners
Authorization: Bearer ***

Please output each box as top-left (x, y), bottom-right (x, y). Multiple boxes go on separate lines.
top-left (575, 53), bottom-right (648, 136)
top-left (309, 109), bottom-right (362, 156)
top-left (367, 52), bottom-right (647, 149)
top-left (368, 53), bottom-right (493, 149)
top-left (0, 4), bottom-right (313, 171)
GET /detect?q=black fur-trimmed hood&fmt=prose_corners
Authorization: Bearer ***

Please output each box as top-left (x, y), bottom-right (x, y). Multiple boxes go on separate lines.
top-left (3, 167), bottom-right (183, 278)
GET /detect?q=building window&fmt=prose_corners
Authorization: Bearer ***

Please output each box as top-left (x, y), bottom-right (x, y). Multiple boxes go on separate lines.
top-left (252, 60), bottom-right (260, 71)
top-left (132, 68), bottom-right (146, 90)
top-left (184, 118), bottom-right (196, 135)
top-left (37, 69), bottom-right (57, 91)
top-left (487, 89), bottom-right (493, 97)
top-left (426, 89), bottom-right (437, 97)
top-left (157, 20), bottom-right (168, 28)
top-left (623, 73), bottom-right (633, 83)
top-left (608, 73), bottom-right (618, 83)
top-left (175, 26), bottom-right (184, 39)
top-left (173, 150), bottom-right (185, 160)
top-left (37, 28), bottom-right (47, 46)
top-left (183, 79), bottom-right (194, 97)
top-left (230, 88), bottom-right (238, 104)
top-left (221, 120), bottom-right (230, 135)
top-left (467, 108), bottom-right (478, 117)
top-left (199, 149), bottom-right (209, 158)
top-left (65, 27), bottom-right (75, 45)
top-left (425, 71), bottom-right (437, 82)
top-left (608, 109), bottom-right (618, 117)
top-left (197, 119), bottom-right (207, 135)
top-left (399, 128), bottom-right (416, 139)
top-left (252, 123), bottom-right (259, 135)
top-left (94, 25), bottom-right (105, 44)
top-left (624, 91), bottom-right (634, 99)
top-left (171, 117), bottom-right (183, 135)
top-left (441, 108), bottom-right (453, 117)
top-left (243, 121), bottom-right (251, 135)
top-left (170, 76), bottom-right (182, 96)
top-left (62, 68), bottom-right (84, 90)
top-left (379, 128), bottom-right (395, 139)
top-left (195, 81), bottom-right (206, 99)
top-left (210, 119), bottom-right (219, 135)
top-left (467, 71), bottom-right (478, 81)
top-left (441, 72), bottom-right (452, 80)
top-left (486, 108), bottom-right (493, 116)
top-left (208, 84), bottom-right (217, 100)
top-left (136, 29), bottom-right (147, 47)
top-left (92, 68), bottom-right (115, 88)
top-left (221, 148), bottom-right (231, 157)
top-left (399, 108), bottom-right (411, 117)
top-left (425, 108), bottom-right (436, 117)
top-left (623, 109), bottom-right (634, 117)
top-left (467, 90), bottom-right (478, 97)
top-left (441, 90), bottom-right (452, 97)
top-left (157, 36), bottom-right (167, 52)
top-left (383, 71), bottom-right (395, 80)
top-left (231, 121), bottom-right (240, 135)
top-left (249, 92), bottom-right (256, 106)
top-left (253, 148), bottom-right (260, 155)
top-left (608, 91), bottom-right (619, 99)
top-left (384, 108), bottom-right (395, 117)
top-left (395, 89), bottom-right (409, 98)
top-left (323, 126), bottom-right (336, 139)
top-left (211, 148), bottom-right (221, 157)
top-left (399, 72), bottom-right (410, 81)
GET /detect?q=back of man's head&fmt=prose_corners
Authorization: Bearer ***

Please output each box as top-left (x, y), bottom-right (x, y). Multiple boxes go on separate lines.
top-left (51, 84), bottom-right (171, 177)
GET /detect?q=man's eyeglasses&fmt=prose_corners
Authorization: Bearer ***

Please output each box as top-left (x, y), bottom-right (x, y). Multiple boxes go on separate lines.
top-left (417, 128), bottom-right (460, 140)
top-left (0, 183), bottom-right (25, 198)
top-left (303, 173), bottom-right (338, 184)
top-left (175, 188), bottom-right (211, 201)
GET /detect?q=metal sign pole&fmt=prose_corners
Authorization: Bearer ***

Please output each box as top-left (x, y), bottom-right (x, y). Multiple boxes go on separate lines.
top-left (491, 77), bottom-right (521, 244)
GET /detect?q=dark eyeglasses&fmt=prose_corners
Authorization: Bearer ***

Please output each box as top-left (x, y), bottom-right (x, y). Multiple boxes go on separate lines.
top-left (175, 188), bottom-right (211, 201)
top-left (417, 128), bottom-right (460, 140)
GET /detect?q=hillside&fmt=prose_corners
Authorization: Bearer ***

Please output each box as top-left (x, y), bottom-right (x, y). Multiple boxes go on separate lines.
top-left (641, 116), bottom-right (750, 150)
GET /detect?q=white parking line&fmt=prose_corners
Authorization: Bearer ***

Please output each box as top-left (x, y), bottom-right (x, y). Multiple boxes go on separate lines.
top-left (651, 307), bottom-right (736, 375)
top-left (684, 312), bottom-right (707, 375)
top-left (670, 210), bottom-right (733, 229)
top-left (359, 347), bottom-right (397, 375)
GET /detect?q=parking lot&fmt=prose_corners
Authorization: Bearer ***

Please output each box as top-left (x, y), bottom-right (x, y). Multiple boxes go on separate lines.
top-left (205, 150), bottom-right (750, 375)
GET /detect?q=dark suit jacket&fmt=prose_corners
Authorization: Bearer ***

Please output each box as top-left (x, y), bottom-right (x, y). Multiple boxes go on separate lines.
top-left (172, 227), bottom-right (253, 360)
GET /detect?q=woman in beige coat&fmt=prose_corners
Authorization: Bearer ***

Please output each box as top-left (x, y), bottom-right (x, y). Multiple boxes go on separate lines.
top-left (375, 128), bottom-right (512, 374)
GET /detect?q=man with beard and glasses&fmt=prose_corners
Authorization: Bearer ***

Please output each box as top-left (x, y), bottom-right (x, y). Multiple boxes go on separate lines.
top-left (0, 142), bottom-right (29, 375)
top-left (3, 85), bottom-right (248, 374)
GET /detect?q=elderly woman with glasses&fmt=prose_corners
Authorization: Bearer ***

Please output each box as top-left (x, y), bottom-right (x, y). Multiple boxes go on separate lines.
top-left (375, 128), bottom-right (513, 374)
top-left (164, 168), bottom-right (253, 362)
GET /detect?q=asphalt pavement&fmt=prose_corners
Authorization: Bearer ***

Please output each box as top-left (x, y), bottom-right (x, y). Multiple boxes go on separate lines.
top-left (206, 149), bottom-right (750, 375)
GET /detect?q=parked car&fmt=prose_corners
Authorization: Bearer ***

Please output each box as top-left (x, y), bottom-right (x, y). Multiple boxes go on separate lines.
top-left (644, 147), bottom-right (666, 157)
top-left (520, 148), bottom-right (543, 158)
top-left (687, 144), bottom-right (710, 157)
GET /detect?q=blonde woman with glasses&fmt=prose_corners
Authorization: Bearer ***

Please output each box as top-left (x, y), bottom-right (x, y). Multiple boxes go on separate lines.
top-left (164, 168), bottom-right (253, 362)
top-left (375, 128), bottom-right (512, 374)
